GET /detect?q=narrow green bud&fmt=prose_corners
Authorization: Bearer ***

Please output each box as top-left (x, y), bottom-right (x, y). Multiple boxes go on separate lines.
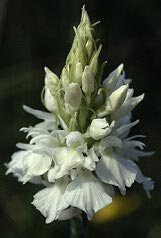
top-left (61, 67), bottom-right (70, 89)
top-left (86, 39), bottom-right (94, 60)
top-left (82, 66), bottom-right (95, 104)
top-left (74, 27), bottom-right (87, 67)
top-left (89, 45), bottom-right (102, 76)
top-left (75, 62), bottom-right (83, 84)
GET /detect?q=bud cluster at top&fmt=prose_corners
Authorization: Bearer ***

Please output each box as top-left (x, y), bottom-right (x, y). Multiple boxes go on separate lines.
top-left (43, 7), bottom-right (104, 133)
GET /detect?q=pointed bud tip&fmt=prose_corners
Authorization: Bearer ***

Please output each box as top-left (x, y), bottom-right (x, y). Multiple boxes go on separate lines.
top-left (119, 63), bottom-right (124, 68)
top-left (44, 66), bottom-right (48, 73)
top-left (44, 66), bottom-right (54, 75)
top-left (119, 84), bottom-right (129, 92)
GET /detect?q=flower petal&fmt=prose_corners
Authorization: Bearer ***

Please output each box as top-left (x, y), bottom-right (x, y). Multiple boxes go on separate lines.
top-left (105, 85), bottom-right (128, 113)
top-left (23, 105), bottom-right (54, 120)
top-left (23, 104), bottom-right (57, 131)
top-left (64, 83), bottom-right (82, 109)
top-left (5, 151), bottom-right (26, 181)
top-left (112, 119), bottom-right (139, 138)
top-left (44, 88), bottom-right (58, 112)
top-left (65, 131), bottom-right (85, 147)
top-left (64, 170), bottom-right (112, 220)
top-left (48, 147), bottom-right (83, 181)
top-left (32, 178), bottom-right (69, 223)
top-left (120, 137), bottom-right (154, 161)
top-left (22, 152), bottom-right (52, 183)
top-left (83, 148), bottom-right (99, 171)
top-left (111, 90), bottom-right (144, 120)
top-left (103, 64), bottom-right (124, 93)
top-left (6, 151), bottom-right (42, 184)
top-left (89, 118), bottom-right (114, 140)
top-left (99, 136), bottom-right (123, 152)
top-left (96, 152), bottom-right (137, 194)
top-left (133, 163), bottom-right (154, 198)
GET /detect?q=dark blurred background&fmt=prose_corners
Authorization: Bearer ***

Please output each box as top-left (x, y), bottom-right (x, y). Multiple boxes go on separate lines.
top-left (0, 0), bottom-right (161, 237)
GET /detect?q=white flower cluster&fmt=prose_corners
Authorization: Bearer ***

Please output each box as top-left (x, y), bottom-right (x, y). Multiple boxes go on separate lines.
top-left (6, 7), bottom-right (154, 223)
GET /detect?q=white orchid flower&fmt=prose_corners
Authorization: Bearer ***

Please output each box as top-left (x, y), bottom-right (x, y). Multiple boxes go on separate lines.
top-left (89, 118), bottom-right (115, 140)
top-left (6, 7), bottom-right (154, 224)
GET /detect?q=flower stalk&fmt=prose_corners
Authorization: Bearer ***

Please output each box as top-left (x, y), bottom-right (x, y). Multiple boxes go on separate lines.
top-left (70, 214), bottom-right (88, 238)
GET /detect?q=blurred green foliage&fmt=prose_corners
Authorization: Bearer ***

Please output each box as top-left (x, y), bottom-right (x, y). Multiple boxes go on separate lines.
top-left (0, 0), bottom-right (161, 237)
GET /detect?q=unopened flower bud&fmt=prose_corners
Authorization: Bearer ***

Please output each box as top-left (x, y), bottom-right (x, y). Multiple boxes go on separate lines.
top-left (82, 66), bottom-right (95, 104)
top-left (61, 67), bottom-right (70, 89)
top-left (75, 62), bottom-right (83, 84)
top-left (106, 84), bottom-right (128, 113)
top-left (86, 39), bottom-right (94, 59)
top-left (44, 87), bottom-right (58, 113)
top-left (64, 83), bottom-right (82, 109)
top-left (103, 64), bottom-right (124, 93)
top-left (74, 41), bottom-right (87, 67)
top-left (89, 118), bottom-right (115, 140)
top-left (78, 6), bottom-right (92, 38)
top-left (44, 67), bottom-right (59, 95)
top-left (89, 45), bottom-right (102, 76)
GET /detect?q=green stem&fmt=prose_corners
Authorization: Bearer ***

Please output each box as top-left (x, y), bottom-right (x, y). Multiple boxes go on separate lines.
top-left (70, 214), bottom-right (88, 238)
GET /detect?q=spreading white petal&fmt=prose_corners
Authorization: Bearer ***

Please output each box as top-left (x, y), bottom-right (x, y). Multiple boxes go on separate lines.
top-left (23, 105), bottom-right (57, 131)
top-left (22, 152), bottom-right (52, 183)
top-left (121, 137), bottom-right (151, 161)
top-left (132, 163), bottom-right (154, 198)
top-left (64, 170), bottom-right (112, 220)
top-left (99, 136), bottom-right (123, 153)
top-left (20, 127), bottom-right (50, 139)
top-left (5, 151), bottom-right (27, 181)
top-left (96, 152), bottom-right (137, 194)
top-left (30, 134), bottom-right (59, 148)
top-left (35, 120), bottom-right (57, 131)
top-left (23, 105), bottom-right (54, 121)
top-left (112, 119), bottom-right (139, 138)
top-left (32, 178), bottom-right (69, 223)
top-left (6, 151), bottom-right (42, 184)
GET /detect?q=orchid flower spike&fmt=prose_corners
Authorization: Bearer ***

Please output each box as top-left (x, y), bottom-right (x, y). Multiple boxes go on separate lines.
top-left (6, 6), bottom-right (154, 223)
